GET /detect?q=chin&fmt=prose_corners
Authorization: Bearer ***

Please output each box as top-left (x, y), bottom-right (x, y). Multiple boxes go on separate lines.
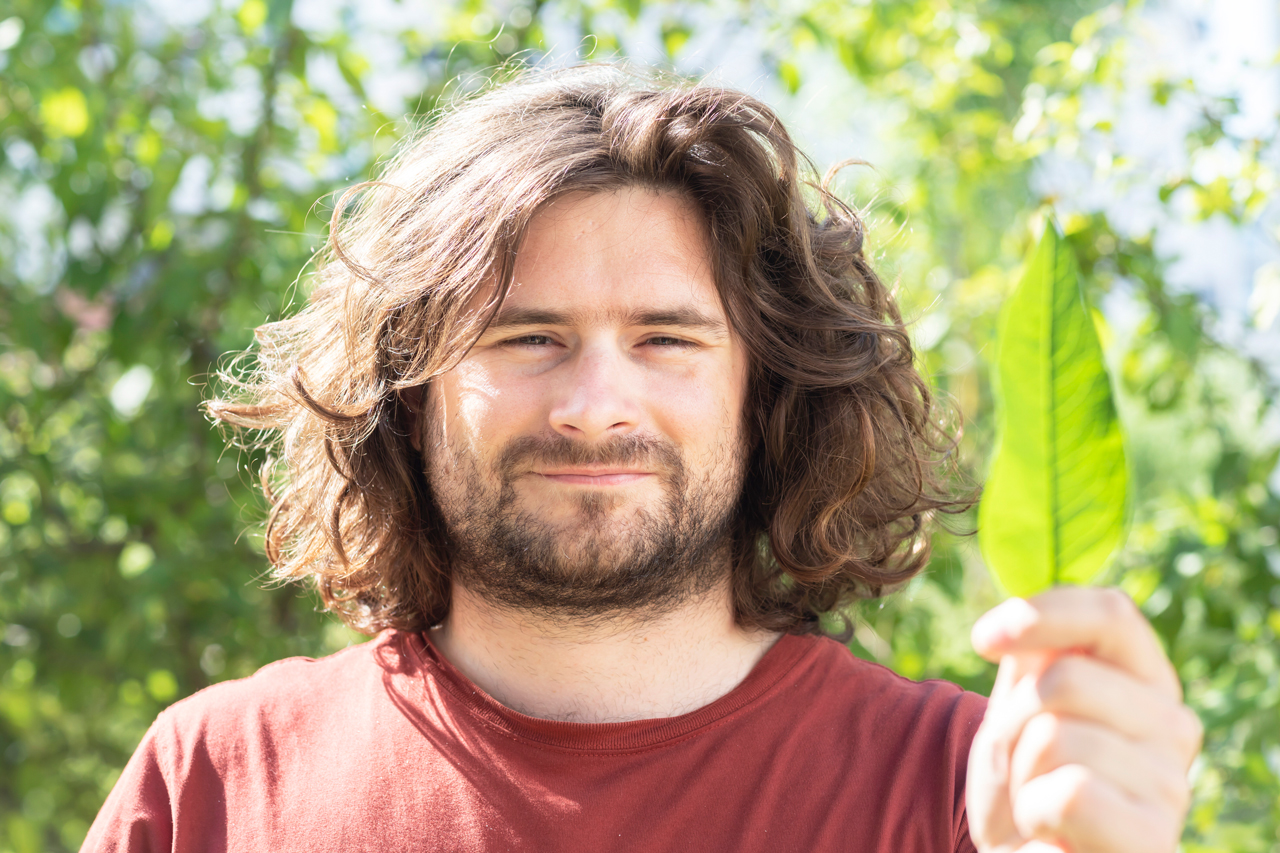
top-left (517, 486), bottom-right (658, 524)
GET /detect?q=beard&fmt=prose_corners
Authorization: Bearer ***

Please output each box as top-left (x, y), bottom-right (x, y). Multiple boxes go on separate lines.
top-left (425, 429), bottom-right (747, 622)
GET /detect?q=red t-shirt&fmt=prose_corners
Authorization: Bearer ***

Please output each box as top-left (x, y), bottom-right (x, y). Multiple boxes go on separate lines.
top-left (83, 630), bottom-right (986, 852)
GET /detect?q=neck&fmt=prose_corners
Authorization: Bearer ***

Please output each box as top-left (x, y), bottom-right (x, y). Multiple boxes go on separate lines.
top-left (431, 582), bottom-right (780, 723)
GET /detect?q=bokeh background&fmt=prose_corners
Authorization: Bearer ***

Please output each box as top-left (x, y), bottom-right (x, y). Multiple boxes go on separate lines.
top-left (1, 0), bottom-right (1278, 849)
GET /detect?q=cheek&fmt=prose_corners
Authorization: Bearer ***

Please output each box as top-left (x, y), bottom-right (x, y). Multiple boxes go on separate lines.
top-left (431, 363), bottom-right (543, 459)
top-left (642, 367), bottom-right (747, 461)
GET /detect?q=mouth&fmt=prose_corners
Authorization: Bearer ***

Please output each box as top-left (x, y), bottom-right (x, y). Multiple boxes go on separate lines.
top-left (535, 469), bottom-right (655, 487)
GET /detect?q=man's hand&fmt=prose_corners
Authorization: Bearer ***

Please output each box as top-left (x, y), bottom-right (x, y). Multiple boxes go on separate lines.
top-left (965, 587), bottom-right (1203, 853)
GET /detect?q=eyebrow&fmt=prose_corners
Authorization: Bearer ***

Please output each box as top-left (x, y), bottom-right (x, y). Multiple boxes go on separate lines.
top-left (485, 306), bottom-right (730, 338)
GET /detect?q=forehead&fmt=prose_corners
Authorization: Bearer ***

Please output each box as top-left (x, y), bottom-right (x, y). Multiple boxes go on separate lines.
top-left (498, 187), bottom-right (723, 321)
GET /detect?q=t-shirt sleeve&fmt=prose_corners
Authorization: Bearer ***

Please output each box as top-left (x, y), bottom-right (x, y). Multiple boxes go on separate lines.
top-left (954, 808), bottom-right (979, 853)
top-left (81, 713), bottom-right (175, 853)
top-left (950, 690), bottom-right (987, 853)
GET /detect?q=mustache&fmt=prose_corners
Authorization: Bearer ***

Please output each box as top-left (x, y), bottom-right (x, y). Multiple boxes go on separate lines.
top-left (497, 433), bottom-right (683, 476)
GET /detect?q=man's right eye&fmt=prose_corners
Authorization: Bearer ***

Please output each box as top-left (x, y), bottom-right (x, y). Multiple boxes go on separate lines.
top-left (503, 334), bottom-right (555, 347)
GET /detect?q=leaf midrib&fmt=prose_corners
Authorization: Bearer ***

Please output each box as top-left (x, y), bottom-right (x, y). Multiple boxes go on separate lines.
top-left (1046, 237), bottom-right (1061, 585)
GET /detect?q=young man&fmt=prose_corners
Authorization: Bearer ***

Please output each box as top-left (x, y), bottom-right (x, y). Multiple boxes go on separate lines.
top-left (85, 67), bottom-right (1201, 852)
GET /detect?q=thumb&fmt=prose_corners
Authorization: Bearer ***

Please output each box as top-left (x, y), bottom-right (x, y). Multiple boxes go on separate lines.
top-left (966, 652), bottom-right (1064, 853)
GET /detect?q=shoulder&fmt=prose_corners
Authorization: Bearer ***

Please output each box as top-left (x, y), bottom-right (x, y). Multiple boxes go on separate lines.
top-left (170, 634), bottom-right (375, 711)
top-left (786, 633), bottom-right (987, 739)
top-left (152, 630), bottom-right (410, 758)
top-left (780, 635), bottom-right (986, 852)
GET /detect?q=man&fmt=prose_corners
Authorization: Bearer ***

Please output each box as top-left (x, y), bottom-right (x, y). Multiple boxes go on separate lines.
top-left (85, 66), bottom-right (1201, 852)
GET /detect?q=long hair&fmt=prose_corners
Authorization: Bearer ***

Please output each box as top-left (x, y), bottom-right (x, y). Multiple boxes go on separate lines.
top-left (206, 64), bottom-right (971, 636)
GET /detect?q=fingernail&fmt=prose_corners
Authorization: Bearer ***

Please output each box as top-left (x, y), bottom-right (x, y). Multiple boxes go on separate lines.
top-left (989, 742), bottom-right (1008, 782)
top-left (988, 598), bottom-right (1041, 638)
top-left (971, 616), bottom-right (1007, 649)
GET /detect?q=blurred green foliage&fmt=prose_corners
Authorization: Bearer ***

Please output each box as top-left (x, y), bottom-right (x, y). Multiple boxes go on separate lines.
top-left (0, 0), bottom-right (1276, 850)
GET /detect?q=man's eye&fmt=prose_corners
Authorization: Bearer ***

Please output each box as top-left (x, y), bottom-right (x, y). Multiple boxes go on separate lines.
top-left (645, 336), bottom-right (696, 348)
top-left (505, 334), bottom-right (555, 347)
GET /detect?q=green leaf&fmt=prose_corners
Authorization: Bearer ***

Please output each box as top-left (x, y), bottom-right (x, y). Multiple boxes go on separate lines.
top-left (978, 221), bottom-right (1128, 597)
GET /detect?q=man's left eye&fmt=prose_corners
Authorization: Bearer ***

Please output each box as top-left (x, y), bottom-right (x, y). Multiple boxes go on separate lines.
top-left (645, 336), bottom-right (695, 348)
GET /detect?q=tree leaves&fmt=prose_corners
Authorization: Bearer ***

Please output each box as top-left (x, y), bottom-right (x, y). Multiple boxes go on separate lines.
top-left (978, 221), bottom-right (1128, 597)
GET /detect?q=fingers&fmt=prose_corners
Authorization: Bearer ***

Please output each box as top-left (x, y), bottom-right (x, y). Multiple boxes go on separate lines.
top-left (968, 588), bottom-right (1201, 853)
top-left (966, 654), bottom-right (1053, 852)
top-left (997, 654), bottom-right (1202, 766)
top-left (972, 587), bottom-right (1182, 698)
top-left (1035, 655), bottom-right (1202, 762)
top-left (982, 654), bottom-right (1199, 808)
top-left (1012, 766), bottom-right (1184, 853)
top-left (967, 651), bottom-right (1201, 853)
top-left (1010, 714), bottom-right (1191, 813)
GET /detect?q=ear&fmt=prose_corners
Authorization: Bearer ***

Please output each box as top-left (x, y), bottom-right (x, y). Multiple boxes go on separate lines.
top-left (399, 385), bottom-right (426, 453)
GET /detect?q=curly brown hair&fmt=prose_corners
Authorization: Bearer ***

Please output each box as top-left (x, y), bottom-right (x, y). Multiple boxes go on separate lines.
top-left (206, 64), bottom-right (971, 636)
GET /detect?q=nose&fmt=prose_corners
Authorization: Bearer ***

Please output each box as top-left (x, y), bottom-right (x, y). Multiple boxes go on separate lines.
top-left (547, 345), bottom-right (642, 441)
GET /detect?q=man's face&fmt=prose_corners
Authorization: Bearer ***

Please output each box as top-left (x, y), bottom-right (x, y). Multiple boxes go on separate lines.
top-left (422, 187), bottom-right (751, 617)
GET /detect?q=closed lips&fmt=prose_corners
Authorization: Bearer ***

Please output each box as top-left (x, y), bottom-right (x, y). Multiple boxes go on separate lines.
top-left (537, 469), bottom-right (653, 485)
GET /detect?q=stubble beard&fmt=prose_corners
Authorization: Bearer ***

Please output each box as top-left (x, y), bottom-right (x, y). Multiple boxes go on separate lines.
top-left (425, 429), bottom-right (748, 623)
